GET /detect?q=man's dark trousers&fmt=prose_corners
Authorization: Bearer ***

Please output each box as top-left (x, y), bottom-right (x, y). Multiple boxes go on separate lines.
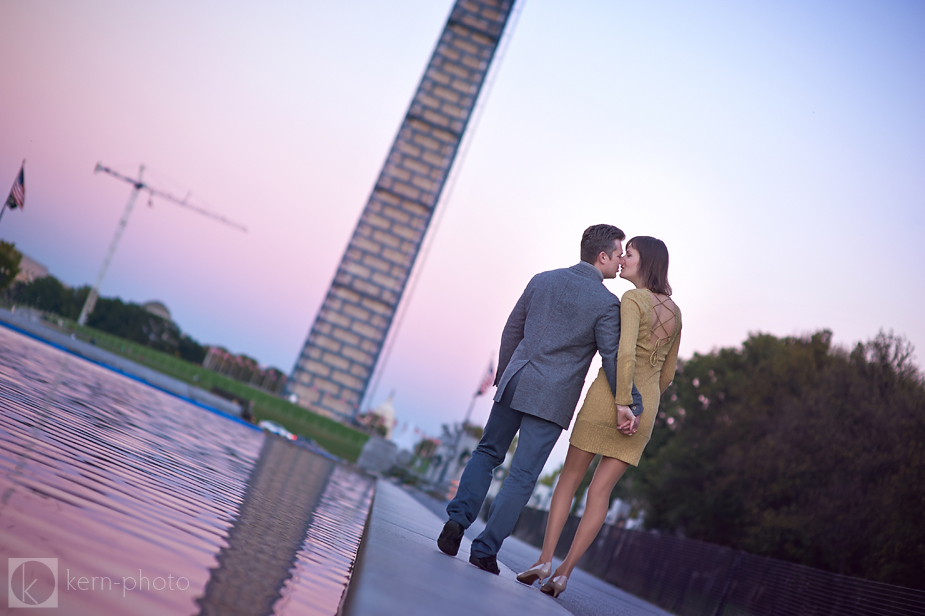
top-left (446, 369), bottom-right (561, 558)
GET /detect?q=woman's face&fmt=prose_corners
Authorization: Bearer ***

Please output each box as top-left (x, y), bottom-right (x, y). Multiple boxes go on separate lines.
top-left (620, 244), bottom-right (640, 282)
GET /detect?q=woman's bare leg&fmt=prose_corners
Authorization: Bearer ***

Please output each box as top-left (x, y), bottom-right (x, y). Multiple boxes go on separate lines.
top-left (533, 445), bottom-right (595, 565)
top-left (553, 455), bottom-right (629, 578)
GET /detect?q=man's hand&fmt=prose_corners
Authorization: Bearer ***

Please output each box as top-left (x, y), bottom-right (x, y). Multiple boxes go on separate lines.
top-left (616, 405), bottom-right (638, 436)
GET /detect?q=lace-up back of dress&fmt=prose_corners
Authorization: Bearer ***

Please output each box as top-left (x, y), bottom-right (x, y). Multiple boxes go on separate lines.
top-left (648, 291), bottom-right (678, 366)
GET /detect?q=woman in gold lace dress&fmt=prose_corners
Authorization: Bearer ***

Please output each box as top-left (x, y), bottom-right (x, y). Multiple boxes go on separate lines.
top-left (516, 236), bottom-right (682, 598)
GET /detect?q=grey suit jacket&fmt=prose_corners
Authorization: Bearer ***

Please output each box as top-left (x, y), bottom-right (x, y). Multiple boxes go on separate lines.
top-left (494, 261), bottom-right (642, 430)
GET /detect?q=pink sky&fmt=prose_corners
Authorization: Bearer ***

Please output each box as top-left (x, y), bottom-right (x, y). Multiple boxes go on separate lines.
top-left (2, 0), bottom-right (924, 472)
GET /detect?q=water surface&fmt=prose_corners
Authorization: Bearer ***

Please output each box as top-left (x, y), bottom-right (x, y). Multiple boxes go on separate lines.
top-left (0, 326), bottom-right (373, 615)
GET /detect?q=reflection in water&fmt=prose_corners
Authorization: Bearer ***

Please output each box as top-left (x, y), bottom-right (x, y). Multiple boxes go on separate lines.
top-left (273, 465), bottom-right (374, 615)
top-left (198, 437), bottom-right (374, 616)
top-left (0, 326), bottom-right (373, 615)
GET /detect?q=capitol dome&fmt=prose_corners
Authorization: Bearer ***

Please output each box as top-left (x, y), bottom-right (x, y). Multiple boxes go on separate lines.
top-left (142, 301), bottom-right (171, 321)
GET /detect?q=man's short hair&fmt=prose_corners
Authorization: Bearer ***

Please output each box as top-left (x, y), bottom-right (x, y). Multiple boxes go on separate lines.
top-left (580, 224), bottom-right (626, 263)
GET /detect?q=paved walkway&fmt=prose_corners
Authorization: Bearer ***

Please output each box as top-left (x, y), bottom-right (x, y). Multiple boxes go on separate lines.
top-left (343, 479), bottom-right (674, 616)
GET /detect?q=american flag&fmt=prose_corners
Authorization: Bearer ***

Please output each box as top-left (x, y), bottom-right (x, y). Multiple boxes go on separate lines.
top-left (476, 361), bottom-right (495, 396)
top-left (5, 162), bottom-right (25, 210)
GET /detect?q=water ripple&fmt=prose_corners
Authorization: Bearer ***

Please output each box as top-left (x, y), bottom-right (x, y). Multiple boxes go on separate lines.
top-left (0, 326), bottom-right (372, 615)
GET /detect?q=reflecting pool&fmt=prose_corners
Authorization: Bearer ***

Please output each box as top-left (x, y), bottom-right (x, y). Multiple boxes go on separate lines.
top-left (0, 325), bottom-right (373, 615)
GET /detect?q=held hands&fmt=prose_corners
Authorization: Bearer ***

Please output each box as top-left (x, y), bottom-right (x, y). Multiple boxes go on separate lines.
top-left (616, 404), bottom-right (639, 436)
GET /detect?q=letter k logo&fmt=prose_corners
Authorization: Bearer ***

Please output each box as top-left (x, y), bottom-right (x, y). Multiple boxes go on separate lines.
top-left (8, 558), bottom-right (59, 608)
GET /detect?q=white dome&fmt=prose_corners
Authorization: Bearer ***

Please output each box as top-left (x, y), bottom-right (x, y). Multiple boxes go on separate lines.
top-left (142, 301), bottom-right (171, 321)
top-left (373, 393), bottom-right (396, 423)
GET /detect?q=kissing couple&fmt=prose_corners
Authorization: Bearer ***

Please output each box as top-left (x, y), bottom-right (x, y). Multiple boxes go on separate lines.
top-left (437, 224), bottom-right (681, 598)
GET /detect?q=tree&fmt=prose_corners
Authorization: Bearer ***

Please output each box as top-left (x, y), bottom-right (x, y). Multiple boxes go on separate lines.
top-left (0, 240), bottom-right (22, 293)
top-left (632, 330), bottom-right (925, 590)
top-left (538, 464), bottom-right (562, 487)
top-left (7, 274), bottom-right (207, 363)
top-left (7, 275), bottom-right (87, 317)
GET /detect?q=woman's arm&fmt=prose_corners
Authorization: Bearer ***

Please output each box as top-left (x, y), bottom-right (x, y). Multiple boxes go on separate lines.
top-left (615, 292), bottom-right (643, 406)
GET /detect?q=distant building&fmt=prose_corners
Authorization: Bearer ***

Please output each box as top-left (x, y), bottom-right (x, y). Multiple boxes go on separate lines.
top-left (202, 346), bottom-right (288, 395)
top-left (142, 301), bottom-right (171, 321)
top-left (425, 423), bottom-right (482, 491)
top-left (356, 393), bottom-right (398, 439)
top-left (286, 2), bottom-right (516, 423)
top-left (14, 253), bottom-right (49, 284)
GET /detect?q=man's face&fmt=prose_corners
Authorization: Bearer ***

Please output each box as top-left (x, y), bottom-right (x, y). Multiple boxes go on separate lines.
top-left (599, 240), bottom-right (624, 279)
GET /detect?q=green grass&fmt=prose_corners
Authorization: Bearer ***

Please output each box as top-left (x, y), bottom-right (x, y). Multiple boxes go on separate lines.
top-left (47, 317), bottom-right (370, 461)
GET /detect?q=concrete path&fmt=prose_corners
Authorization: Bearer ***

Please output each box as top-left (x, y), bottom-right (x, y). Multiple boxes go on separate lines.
top-left (343, 479), bottom-right (572, 616)
top-left (343, 479), bottom-right (674, 616)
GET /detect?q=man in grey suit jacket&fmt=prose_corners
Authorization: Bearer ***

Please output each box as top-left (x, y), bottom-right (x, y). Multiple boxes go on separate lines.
top-left (437, 224), bottom-right (643, 574)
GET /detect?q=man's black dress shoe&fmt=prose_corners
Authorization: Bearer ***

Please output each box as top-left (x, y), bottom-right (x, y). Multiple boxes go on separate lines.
top-left (437, 520), bottom-right (464, 556)
top-left (469, 553), bottom-right (500, 575)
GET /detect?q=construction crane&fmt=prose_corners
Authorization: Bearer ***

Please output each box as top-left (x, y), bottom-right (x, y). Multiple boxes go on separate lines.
top-left (77, 162), bottom-right (247, 326)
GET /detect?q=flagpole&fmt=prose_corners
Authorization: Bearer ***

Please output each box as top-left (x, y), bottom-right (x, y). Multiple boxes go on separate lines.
top-left (2, 159), bottom-right (26, 227)
top-left (436, 358), bottom-right (495, 488)
top-left (461, 390), bottom-right (479, 427)
top-left (437, 392), bottom-right (479, 488)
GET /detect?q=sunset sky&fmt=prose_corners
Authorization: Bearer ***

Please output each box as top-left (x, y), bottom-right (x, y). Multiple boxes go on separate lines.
top-left (2, 0), bottom-right (923, 472)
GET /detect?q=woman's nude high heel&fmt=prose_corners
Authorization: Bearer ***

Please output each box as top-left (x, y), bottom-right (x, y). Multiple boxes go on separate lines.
top-left (516, 561), bottom-right (552, 585)
top-left (540, 575), bottom-right (569, 598)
